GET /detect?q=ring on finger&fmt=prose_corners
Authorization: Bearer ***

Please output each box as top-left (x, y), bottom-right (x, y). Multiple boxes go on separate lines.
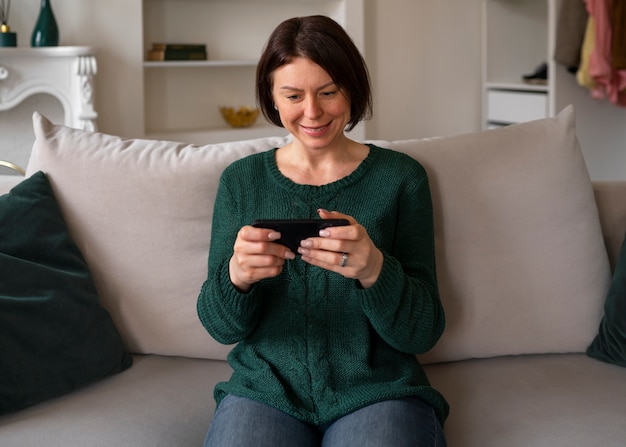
top-left (340, 252), bottom-right (348, 267)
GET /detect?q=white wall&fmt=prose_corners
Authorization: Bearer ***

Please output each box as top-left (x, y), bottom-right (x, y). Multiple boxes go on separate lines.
top-left (554, 64), bottom-right (626, 181)
top-left (364, 0), bottom-right (483, 140)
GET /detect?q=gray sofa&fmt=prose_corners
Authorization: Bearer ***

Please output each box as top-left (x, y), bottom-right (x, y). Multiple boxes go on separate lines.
top-left (1, 106), bottom-right (625, 446)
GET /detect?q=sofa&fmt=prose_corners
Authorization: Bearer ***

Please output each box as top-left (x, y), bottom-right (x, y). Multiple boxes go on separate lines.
top-left (1, 106), bottom-right (625, 446)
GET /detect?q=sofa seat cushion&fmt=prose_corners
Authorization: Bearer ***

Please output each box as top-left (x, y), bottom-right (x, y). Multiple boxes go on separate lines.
top-left (0, 355), bottom-right (233, 447)
top-left (2, 354), bottom-right (623, 447)
top-left (425, 354), bottom-right (626, 447)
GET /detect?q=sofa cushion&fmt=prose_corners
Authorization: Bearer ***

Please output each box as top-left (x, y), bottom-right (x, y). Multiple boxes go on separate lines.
top-left (0, 355), bottom-right (233, 446)
top-left (425, 354), bottom-right (626, 446)
top-left (587, 229), bottom-right (626, 366)
top-left (382, 106), bottom-right (610, 362)
top-left (0, 172), bottom-right (132, 415)
top-left (26, 112), bottom-right (291, 359)
top-left (25, 106), bottom-right (609, 363)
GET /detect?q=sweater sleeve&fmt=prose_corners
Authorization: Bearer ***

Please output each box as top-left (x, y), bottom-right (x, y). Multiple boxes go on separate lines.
top-left (196, 170), bottom-right (263, 345)
top-left (358, 171), bottom-right (445, 355)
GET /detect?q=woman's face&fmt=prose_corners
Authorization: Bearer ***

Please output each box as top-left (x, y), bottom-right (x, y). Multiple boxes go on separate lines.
top-left (271, 57), bottom-right (351, 151)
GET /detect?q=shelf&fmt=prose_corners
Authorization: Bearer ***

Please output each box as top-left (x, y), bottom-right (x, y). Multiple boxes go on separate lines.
top-left (483, 0), bottom-right (548, 87)
top-left (144, 123), bottom-right (289, 145)
top-left (144, 60), bottom-right (256, 68)
top-left (141, 0), bottom-right (364, 140)
top-left (482, 0), bottom-right (551, 128)
top-left (143, 0), bottom-right (340, 3)
top-left (0, 46), bottom-right (96, 58)
top-left (485, 82), bottom-right (549, 93)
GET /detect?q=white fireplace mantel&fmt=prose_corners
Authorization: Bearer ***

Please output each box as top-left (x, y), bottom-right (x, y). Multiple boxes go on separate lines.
top-left (0, 46), bottom-right (97, 132)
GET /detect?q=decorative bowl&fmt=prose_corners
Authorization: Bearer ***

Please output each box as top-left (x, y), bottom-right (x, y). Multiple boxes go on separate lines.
top-left (219, 106), bottom-right (260, 128)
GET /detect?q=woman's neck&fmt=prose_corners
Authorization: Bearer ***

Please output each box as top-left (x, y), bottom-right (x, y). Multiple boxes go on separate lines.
top-left (276, 139), bottom-right (369, 186)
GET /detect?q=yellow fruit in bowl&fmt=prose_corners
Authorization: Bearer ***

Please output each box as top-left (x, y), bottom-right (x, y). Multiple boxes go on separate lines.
top-left (219, 106), bottom-right (260, 128)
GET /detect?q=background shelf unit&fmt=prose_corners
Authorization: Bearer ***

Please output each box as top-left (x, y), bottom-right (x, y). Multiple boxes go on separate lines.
top-left (481, 0), bottom-right (553, 128)
top-left (142, 0), bottom-right (364, 143)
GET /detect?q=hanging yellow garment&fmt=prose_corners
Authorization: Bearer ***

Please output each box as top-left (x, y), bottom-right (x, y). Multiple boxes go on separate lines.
top-left (577, 16), bottom-right (597, 90)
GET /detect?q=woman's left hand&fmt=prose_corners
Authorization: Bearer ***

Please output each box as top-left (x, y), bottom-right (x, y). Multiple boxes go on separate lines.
top-left (298, 209), bottom-right (384, 288)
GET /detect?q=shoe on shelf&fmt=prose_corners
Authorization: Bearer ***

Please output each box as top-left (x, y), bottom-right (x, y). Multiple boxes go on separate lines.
top-left (522, 62), bottom-right (548, 85)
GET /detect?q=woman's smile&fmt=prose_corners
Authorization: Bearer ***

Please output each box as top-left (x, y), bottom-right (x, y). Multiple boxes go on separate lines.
top-left (272, 57), bottom-right (351, 151)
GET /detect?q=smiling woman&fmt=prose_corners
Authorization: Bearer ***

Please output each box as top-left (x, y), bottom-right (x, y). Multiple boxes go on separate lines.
top-left (197, 15), bottom-right (448, 447)
top-left (270, 57), bottom-right (361, 180)
top-left (256, 14), bottom-right (372, 133)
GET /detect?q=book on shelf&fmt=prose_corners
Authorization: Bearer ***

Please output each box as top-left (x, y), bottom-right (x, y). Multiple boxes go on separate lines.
top-left (147, 49), bottom-right (208, 61)
top-left (152, 43), bottom-right (207, 52)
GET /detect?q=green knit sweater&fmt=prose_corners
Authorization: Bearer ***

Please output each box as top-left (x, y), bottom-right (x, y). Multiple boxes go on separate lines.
top-left (197, 144), bottom-right (449, 425)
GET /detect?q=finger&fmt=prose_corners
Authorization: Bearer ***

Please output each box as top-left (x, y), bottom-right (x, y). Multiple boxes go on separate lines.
top-left (303, 249), bottom-right (351, 268)
top-left (300, 250), bottom-right (358, 278)
top-left (231, 242), bottom-right (294, 287)
top-left (317, 208), bottom-right (357, 224)
top-left (300, 236), bottom-right (350, 254)
top-left (235, 241), bottom-right (295, 262)
top-left (229, 255), bottom-right (286, 292)
top-left (239, 225), bottom-right (281, 243)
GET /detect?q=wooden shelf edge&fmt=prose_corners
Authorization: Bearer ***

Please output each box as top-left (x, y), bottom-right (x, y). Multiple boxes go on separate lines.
top-left (143, 60), bottom-right (256, 68)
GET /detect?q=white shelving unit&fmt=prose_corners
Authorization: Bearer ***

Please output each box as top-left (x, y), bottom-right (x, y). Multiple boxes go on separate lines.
top-left (481, 0), bottom-right (626, 180)
top-left (481, 0), bottom-right (555, 128)
top-left (141, 0), bottom-right (364, 144)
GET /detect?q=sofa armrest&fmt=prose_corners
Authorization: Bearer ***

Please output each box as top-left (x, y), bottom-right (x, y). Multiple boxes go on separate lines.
top-left (593, 181), bottom-right (626, 271)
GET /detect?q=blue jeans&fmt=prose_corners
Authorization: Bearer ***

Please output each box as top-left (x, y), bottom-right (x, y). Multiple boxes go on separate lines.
top-left (203, 394), bottom-right (446, 447)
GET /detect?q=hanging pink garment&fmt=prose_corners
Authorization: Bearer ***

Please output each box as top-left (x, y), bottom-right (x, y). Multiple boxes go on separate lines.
top-left (585, 0), bottom-right (626, 106)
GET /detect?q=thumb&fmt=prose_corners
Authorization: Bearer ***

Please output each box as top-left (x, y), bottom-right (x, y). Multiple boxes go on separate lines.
top-left (317, 208), bottom-right (356, 224)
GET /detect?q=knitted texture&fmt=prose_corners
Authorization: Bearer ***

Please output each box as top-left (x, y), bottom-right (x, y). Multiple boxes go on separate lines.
top-left (197, 145), bottom-right (449, 425)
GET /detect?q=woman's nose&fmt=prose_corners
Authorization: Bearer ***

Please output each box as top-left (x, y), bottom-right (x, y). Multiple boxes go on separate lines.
top-left (303, 96), bottom-right (322, 118)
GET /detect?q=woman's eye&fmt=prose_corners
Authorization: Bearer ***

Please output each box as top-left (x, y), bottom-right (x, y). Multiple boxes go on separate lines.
top-left (321, 91), bottom-right (337, 97)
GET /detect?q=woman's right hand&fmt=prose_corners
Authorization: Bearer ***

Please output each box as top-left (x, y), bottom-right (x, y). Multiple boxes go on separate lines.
top-left (229, 225), bottom-right (295, 292)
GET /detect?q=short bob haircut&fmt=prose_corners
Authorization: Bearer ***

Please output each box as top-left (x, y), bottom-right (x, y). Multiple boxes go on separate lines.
top-left (256, 15), bottom-right (372, 132)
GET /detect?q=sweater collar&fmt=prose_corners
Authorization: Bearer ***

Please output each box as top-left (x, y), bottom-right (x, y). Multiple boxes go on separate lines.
top-left (264, 144), bottom-right (380, 198)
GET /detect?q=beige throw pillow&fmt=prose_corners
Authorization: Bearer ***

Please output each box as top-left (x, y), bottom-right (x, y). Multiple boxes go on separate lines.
top-left (384, 106), bottom-right (610, 362)
top-left (26, 112), bottom-right (289, 359)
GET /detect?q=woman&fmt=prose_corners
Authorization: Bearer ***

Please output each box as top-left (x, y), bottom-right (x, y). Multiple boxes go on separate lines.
top-left (197, 15), bottom-right (448, 447)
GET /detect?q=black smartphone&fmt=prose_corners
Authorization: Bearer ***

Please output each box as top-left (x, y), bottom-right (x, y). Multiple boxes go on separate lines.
top-left (252, 218), bottom-right (350, 252)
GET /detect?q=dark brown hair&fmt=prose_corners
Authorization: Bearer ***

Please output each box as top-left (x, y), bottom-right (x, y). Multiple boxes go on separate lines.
top-left (256, 15), bottom-right (372, 132)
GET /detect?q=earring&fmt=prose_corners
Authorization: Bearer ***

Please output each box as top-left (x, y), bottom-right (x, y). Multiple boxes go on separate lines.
top-left (273, 104), bottom-right (278, 110)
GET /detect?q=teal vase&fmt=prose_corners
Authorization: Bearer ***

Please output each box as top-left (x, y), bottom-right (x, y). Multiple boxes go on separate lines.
top-left (31, 0), bottom-right (59, 47)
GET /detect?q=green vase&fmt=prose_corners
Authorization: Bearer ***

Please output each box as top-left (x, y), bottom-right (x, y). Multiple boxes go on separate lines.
top-left (31, 0), bottom-right (59, 47)
top-left (0, 25), bottom-right (17, 47)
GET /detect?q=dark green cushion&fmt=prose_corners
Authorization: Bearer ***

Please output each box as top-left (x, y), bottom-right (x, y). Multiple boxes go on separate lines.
top-left (0, 172), bottom-right (132, 415)
top-left (587, 230), bottom-right (626, 367)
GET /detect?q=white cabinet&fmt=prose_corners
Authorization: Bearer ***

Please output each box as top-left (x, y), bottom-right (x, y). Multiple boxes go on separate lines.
top-left (487, 89), bottom-right (548, 125)
top-left (141, 0), bottom-right (364, 143)
top-left (481, 0), bottom-right (554, 128)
